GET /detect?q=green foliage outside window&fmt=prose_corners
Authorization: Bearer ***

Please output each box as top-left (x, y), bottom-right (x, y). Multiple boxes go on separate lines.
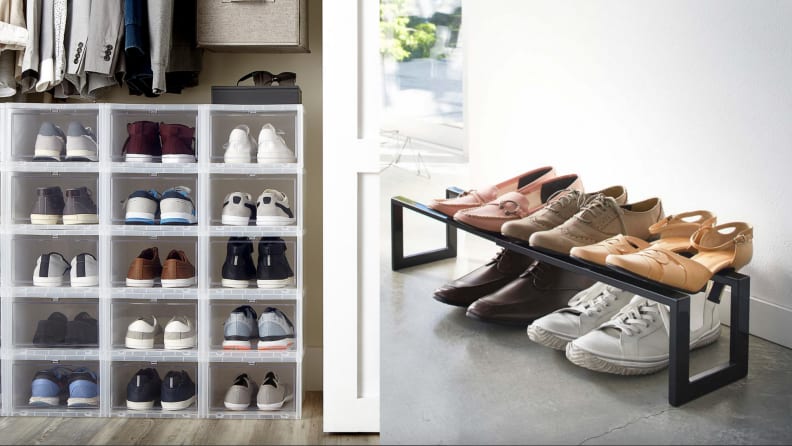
top-left (380, 0), bottom-right (438, 62)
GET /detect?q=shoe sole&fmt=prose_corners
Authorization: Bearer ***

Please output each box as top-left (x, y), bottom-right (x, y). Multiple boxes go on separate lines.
top-left (256, 216), bottom-right (296, 226)
top-left (256, 278), bottom-right (291, 289)
top-left (257, 392), bottom-right (293, 411)
top-left (124, 154), bottom-right (155, 163)
top-left (125, 337), bottom-right (155, 349)
top-left (67, 397), bottom-right (98, 407)
top-left (126, 278), bottom-right (155, 287)
top-left (34, 276), bottom-right (65, 287)
top-left (30, 214), bottom-right (62, 225)
top-left (65, 150), bottom-right (98, 162)
top-left (34, 146), bottom-right (63, 159)
top-left (125, 211), bottom-right (156, 225)
top-left (526, 325), bottom-right (574, 351)
top-left (222, 278), bottom-right (252, 288)
top-left (161, 277), bottom-right (196, 288)
top-left (162, 154), bottom-right (196, 163)
top-left (126, 399), bottom-right (156, 410)
top-left (161, 395), bottom-right (196, 411)
top-left (71, 276), bottom-right (99, 287)
top-left (63, 214), bottom-right (98, 225)
top-left (223, 340), bottom-right (253, 350)
top-left (257, 156), bottom-right (296, 164)
top-left (164, 336), bottom-right (196, 349)
top-left (221, 215), bottom-right (252, 226)
top-left (224, 401), bottom-right (252, 411)
top-left (465, 308), bottom-right (536, 326)
top-left (565, 325), bottom-right (722, 375)
top-left (29, 396), bottom-right (60, 406)
top-left (160, 213), bottom-right (198, 225)
top-left (257, 338), bottom-right (294, 350)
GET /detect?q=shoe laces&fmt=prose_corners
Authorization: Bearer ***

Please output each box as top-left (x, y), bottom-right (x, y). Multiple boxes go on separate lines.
top-left (568, 284), bottom-right (622, 317)
top-left (485, 248), bottom-right (507, 266)
top-left (544, 189), bottom-right (586, 214)
top-left (165, 186), bottom-right (192, 199)
top-left (610, 299), bottom-right (665, 336)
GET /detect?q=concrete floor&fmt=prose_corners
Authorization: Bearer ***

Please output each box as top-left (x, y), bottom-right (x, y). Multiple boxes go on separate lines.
top-left (379, 160), bottom-right (792, 445)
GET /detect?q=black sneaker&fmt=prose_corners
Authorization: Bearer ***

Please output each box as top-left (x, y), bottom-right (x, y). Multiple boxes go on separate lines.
top-left (221, 237), bottom-right (256, 288)
top-left (161, 370), bottom-right (196, 411)
top-left (33, 312), bottom-right (68, 346)
top-left (65, 312), bottom-right (99, 346)
top-left (256, 237), bottom-right (294, 289)
top-left (126, 368), bottom-right (162, 410)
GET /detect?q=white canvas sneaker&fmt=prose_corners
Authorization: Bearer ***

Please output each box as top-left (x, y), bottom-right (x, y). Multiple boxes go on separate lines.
top-left (65, 121), bottom-right (98, 161)
top-left (221, 192), bottom-right (255, 225)
top-left (257, 124), bottom-right (296, 164)
top-left (33, 252), bottom-right (71, 287)
top-left (223, 125), bottom-right (257, 164)
top-left (70, 253), bottom-right (98, 287)
top-left (527, 283), bottom-right (633, 350)
top-left (160, 186), bottom-right (197, 225)
top-left (164, 316), bottom-right (196, 350)
top-left (565, 289), bottom-right (722, 375)
top-left (257, 371), bottom-right (292, 410)
top-left (256, 189), bottom-right (295, 226)
top-left (125, 316), bottom-right (162, 349)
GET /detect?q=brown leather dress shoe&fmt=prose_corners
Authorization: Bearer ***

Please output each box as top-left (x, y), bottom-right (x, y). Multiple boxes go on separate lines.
top-left (465, 262), bottom-right (597, 325)
top-left (432, 248), bottom-right (535, 307)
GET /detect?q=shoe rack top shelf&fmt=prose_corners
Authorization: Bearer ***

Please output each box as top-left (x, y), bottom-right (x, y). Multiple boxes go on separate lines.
top-left (111, 349), bottom-right (199, 362)
top-left (13, 348), bottom-right (100, 361)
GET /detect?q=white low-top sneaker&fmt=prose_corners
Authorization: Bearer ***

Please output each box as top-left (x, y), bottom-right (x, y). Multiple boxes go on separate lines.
top-left (164, 316), bottom-right (196, 350)
top-left (527, 283), bottom-right (633, 350)
top-left (256, 189), bottom-right (295, 226)
top-left (224, 125), bottom-right (257, 164)
top-left (65, 121), bottom-right (98, 161)
top-left (222, 192), bottom-right (255, 226)
top-left (70, 253), bottom-right (98, 287)
top-left (125, 316), bottom-right (162, 349)
top-left (565, 290), bottom-right (722, 375)
top-left (33, 122), bottom-right (66, 161)
top-left (33, 252), bottom-right (71, 287)
top-left (257, 123), bottom-right (296, 164)
top-left (160, 186), bottom-right (197, 225)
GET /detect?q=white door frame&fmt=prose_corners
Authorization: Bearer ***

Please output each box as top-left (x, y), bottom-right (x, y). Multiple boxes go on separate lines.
top-left (322, 0), bottom-right (381, 433)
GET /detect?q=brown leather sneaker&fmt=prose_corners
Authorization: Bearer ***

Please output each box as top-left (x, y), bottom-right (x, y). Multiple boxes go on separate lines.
top-left (529, 195), bottom-right (664, 255)
top-left (161, 250), bottom-right (196, 288)
top-left (501, 185), bottom-right (627, 242)
top-left (465, 262), bottom-right (597, 325)
top-left (126, 247), bottom-right (163, 288)
top-left (432, 248), bottom-right (535, 307)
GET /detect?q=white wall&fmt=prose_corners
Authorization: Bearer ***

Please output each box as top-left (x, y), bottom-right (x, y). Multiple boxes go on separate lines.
top-left (465, 0), bottom-right (792, 346)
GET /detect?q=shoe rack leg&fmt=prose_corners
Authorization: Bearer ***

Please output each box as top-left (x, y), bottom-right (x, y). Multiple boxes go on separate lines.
top-left (668, 296), bottom-right (691, 406)
top-left (391, 195), bottom-right (458, 271)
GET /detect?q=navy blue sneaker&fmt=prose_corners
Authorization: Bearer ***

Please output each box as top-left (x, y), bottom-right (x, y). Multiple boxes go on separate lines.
top-left (126, 368), bottom-right (161, 410)
top-left (161, 370), bottom-right (196, 411)
top-left (29, 366), bottom-right (71, 406)
top-left (67, 367), bottom-right (99, 407)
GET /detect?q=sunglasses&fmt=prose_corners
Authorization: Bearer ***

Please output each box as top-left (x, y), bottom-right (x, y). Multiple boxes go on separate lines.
top-left (237, 70), bottom-right (297, 87)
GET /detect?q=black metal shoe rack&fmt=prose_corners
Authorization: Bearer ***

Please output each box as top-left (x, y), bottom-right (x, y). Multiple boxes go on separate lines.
top-left (390, 187), bottom-right (750, 407)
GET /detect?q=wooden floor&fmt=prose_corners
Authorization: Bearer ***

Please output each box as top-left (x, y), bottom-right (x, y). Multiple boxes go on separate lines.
top-left (0, 392), bottom-right (379, 445)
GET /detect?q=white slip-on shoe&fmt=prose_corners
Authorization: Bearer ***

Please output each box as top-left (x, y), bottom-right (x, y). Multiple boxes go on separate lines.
top-left (70, 253), bottom-right (98, 287)
top-left (125, 316), bottom-right (162, 349)
top-left (221, 192), bottom-right (255, 226)
top-left (565, 288), bottom-right (721, 375)
top-left (164, 316), bottom-right (196, 349)
top-left (255, 189), bottom-right (296, 226)
top-left (33, 252), bottom-right (71, 287)
top-left (224, 125), bottom-right (257, 164)
top-left (527, 283), bottom-right (633, 350)
top-left (257, 123), bottom-right (296, 164)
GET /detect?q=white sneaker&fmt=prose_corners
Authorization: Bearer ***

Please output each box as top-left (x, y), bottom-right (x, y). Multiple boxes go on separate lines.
top-left (221, 192), bottom-right (255, 226)
top-left (33, 252), bottom-right (71, 287)
top-left (125, 316), bottom-right (161, 349)
top-left (70, 253), bottom-right (98, 287)
top-left (256, 189), bottom-right (296, 226)
top-left (65, 121), bottom-right (98, 161)
top-left (164, 316), bottom-right (196, 350)
top-left (224, 125), bottom-right (256, 164)
top-left (124, 189), bottom-right (161, 225)
top-left (160, 186), bottom-right (197, 225)
top-left (33, 122), bottom-right (66, 161)
top-left (257, 124), bottom-right (296, 164)
top-left (566, 290), bottom-right (721, 375)
top-left (527, 283), bottom-right (633, 350)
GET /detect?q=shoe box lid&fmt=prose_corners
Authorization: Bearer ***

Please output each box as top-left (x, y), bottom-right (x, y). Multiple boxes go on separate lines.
top-left (211, 86), bottom-right (302, 105)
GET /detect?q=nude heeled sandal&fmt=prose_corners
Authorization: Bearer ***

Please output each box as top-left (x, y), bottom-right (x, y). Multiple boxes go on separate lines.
top-left (604, 222), bottom-right (753, 293)
top-left (570, 210), bottom-right (716, 265)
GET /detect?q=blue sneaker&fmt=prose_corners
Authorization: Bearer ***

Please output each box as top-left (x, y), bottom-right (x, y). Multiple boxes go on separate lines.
top-left (222, 305), bottom-right (258, 350)
top-left (29, 367), bottom-right (70, 406)
top-left (67, 367), bottom-right (99, 407)
top-left (257, 307), bottom-right (295, 350)
top-left (159, 186), bottom-right (197, 225)
top-left (161, 370), bottom-right (196, 411)
top-left (125, 189), bottom-right (161, 225)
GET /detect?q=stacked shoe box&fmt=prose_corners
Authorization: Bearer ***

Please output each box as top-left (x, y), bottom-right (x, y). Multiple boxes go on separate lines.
top-left (0, 103), bottom-right (304, 419)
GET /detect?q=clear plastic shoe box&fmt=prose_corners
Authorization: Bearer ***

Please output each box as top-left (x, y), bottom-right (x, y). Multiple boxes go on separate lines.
top-left (0, 103), bottom-right (305, 418)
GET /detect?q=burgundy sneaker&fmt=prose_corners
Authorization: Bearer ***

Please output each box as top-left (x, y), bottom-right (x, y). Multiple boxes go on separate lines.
top-left (160, 123), bottom-right (197, 164)
top-left (123, 121), bottom-right (161, 163)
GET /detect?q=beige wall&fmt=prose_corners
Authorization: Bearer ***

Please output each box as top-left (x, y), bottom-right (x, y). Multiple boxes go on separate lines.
top-left (78, 1), bottom-right (324, 348)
